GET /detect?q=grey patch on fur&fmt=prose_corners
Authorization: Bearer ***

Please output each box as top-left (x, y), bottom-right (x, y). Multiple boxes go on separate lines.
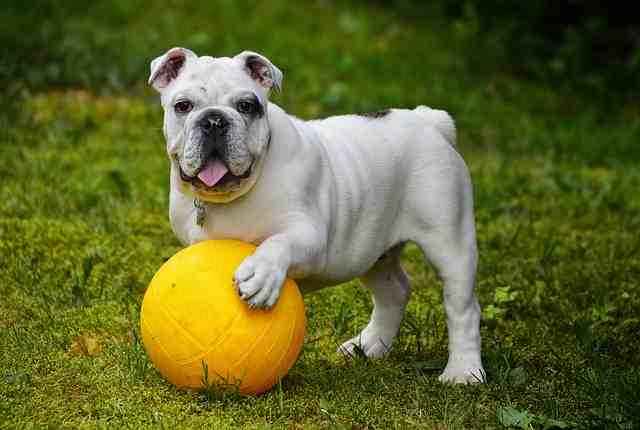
top-left (357, 109), bottom-right (391, 119)
top-left (377, 251), bottom-right (390, 262)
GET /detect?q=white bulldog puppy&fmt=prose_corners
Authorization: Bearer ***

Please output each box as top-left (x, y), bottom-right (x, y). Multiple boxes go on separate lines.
top-left (148, 47), bottom-right (484, 383)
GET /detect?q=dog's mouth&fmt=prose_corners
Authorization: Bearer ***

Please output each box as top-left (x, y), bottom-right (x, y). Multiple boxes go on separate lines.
top-left (179, 155), bottom-right (252, 190)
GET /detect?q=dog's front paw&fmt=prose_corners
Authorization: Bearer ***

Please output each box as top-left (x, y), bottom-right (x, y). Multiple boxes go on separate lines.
top-left (438, 358), bottom-right (486, 384)
top-left (233, 255), bottom-right (286, 308)
top-left (337, 325), bottom-right (396, 359)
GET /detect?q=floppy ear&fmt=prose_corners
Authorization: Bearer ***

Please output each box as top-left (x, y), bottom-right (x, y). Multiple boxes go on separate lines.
top-left (234, 51), bottom-right (283, 93)
top-left (148, 47), bottom-right (197, 92)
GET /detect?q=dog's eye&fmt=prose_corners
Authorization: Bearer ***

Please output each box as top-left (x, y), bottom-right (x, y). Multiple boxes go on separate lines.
top-left (237, 100), bottom-right (256, 114)
top-left (174, 101), bottom-right (193, 114)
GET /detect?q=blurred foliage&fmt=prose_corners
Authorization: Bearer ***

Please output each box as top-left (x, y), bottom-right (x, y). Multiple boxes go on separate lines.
top-left (4, 0), bottom-right (640, 100)
top-left (439, 0), bottom-right (640, 99)
top-left (1, 0), bottom-right (187, 92)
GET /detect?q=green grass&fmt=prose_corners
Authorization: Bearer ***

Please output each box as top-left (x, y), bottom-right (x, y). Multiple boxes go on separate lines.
top-left (1, 1), bottom-right (639, 429)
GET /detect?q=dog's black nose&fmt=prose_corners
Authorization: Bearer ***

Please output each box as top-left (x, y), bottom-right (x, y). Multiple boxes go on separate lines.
top-left (198, 112), bottom-right (228, 135)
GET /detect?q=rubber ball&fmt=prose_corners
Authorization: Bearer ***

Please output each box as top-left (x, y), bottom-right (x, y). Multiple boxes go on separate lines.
top-left (140, 240), bottom-right (305, 395)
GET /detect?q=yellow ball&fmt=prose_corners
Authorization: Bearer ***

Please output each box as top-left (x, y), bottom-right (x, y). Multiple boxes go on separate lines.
top-left (140, 240), bottom-right (305, 395)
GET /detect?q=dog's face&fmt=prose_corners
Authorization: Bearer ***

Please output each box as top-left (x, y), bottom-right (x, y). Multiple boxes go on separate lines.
top-left (149, 48), bottom-right (282, 203)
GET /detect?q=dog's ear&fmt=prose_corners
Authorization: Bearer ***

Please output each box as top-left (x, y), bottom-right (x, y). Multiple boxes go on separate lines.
top-left (234, 51), bottom-right (283, 94)
top-left (148, 47), bottom-right (197, 92)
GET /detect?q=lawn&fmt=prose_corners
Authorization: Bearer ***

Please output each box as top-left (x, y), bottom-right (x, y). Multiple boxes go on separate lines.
top-left (1, 1), bottom-right (639, 429)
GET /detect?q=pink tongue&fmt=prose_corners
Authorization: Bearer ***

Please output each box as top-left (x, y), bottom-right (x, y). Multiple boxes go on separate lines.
top-left (197, 158), bottom-right (229, 187)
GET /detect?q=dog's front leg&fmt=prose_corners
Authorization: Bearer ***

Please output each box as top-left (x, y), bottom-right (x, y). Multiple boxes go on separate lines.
top-left (233, 222), bottom-right (325, 308)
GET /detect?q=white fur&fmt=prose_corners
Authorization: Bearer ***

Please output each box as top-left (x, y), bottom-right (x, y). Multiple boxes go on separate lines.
top-left (152, 49), bottom-right (485, 384)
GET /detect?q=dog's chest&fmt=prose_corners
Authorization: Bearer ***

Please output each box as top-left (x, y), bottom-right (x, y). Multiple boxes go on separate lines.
top-left (170, 192), bottom-right (279, 246)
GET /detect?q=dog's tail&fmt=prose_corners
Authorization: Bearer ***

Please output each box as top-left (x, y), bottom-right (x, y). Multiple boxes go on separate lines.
top-left (413, 106), bottom-right (456, 146)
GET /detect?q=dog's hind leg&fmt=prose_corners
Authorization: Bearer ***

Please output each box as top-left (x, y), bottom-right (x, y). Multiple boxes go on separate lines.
top-left (415, 217), bottom-right (485, 383)
top-left (338, 244), bottom-right (411, 358)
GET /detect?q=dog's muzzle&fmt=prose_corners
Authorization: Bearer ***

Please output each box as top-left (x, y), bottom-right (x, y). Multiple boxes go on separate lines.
top-left (179, 108), bottom-right (248, 188)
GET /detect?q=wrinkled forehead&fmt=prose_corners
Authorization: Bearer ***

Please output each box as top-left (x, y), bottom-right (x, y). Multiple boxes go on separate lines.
top-left (162, 56), bottom-right (262, 105)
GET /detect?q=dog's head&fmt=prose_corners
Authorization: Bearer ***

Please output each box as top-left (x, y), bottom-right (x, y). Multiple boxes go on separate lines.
top-left (149, 48), bottom-right (282, 203)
